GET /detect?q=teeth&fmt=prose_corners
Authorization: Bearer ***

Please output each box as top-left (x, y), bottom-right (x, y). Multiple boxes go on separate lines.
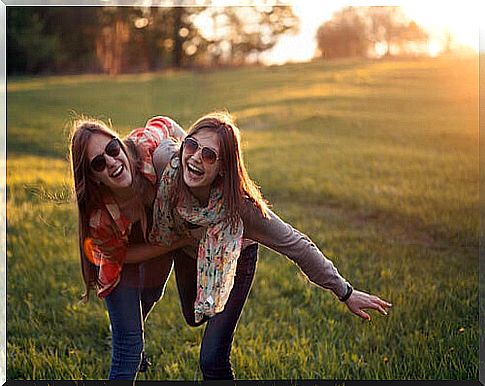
top-left (188, 164), bottom-right (203, 175)
top-left (112, 165), bottom-right (123, 177)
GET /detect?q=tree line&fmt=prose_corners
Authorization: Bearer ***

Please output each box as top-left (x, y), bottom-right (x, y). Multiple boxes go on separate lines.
top-left (7, 6), bottom-right (299, 75)
top-left (316, 7), bottom-right (430, 59)
top-left (7, 6), bottom-right (436, 76)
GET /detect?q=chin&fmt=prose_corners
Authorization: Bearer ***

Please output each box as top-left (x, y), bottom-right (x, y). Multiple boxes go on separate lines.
top-left (116, 175), bottom-right (133, 189)
top-left (183, 174), bottom-right (199, 189)
top-left (121, 180), bottom-right (133, 189)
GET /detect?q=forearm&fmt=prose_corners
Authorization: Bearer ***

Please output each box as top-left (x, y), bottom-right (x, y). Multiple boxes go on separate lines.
top-left (125, 239), bottom-right (187, 264)
top-left (153, 139), bottom-right (180, 176)
top-left (171, 123), bottom-right (186, 141)
top-left (242, 202), bottom-right (349, 299)
top-left (166, 117), bottom-right (186, 141)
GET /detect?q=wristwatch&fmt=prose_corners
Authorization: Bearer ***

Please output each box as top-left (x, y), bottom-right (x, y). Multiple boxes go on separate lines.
top-left (339, 283), bottom-right (353, 302)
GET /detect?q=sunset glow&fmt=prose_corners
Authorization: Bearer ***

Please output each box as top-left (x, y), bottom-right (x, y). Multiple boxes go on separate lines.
top-left (260, 1), bottom-right (481, 65)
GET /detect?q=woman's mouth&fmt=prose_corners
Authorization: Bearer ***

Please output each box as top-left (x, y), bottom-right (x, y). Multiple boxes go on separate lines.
top-left (187, 163), bottom-right (204, 178)
top-left (110, 164), bottom-right (124, 178)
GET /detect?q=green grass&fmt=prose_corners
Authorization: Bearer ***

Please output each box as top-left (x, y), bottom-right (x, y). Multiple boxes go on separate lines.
top-left (6, 55), bottom-right (479, 380)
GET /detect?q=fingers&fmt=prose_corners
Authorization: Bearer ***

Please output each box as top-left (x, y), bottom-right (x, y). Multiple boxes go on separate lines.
top-left (359, 296), bottom-right (392, 317)
top-left (357, 300), bottom-right (388, 316)
top-left (377, 297), bottom-right (392, 308)
top-left (354, 309), bottom-right (371, 321)
top-left (369, 297), bottom-right (392, 315)
top-left (375, 304), bottom-right (388, 316)
top-left (355, 303), bottom-right (387, 319)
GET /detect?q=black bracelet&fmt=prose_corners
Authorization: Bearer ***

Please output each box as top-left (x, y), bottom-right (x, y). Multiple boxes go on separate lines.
top-left (339, 283), bottom-right (353, 302)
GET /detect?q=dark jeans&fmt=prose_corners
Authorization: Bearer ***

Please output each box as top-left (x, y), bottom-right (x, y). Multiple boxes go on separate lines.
top-left (104, 243), bottom-right (258, 381)
top-left (175, 243), bottom-right (259, 380)
top-left (104, 255), bottom-right (173, 380)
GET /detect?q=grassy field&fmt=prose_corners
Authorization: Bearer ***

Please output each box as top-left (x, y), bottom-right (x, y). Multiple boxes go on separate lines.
top-left (6, 55), bottom-right (479, 380)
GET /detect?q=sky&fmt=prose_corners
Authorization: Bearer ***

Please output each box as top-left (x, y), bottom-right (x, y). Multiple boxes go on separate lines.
top-left (256, 1), bottom-right (482, 65)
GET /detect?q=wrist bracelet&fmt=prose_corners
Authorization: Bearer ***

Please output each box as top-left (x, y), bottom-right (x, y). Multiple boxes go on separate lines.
top-left (339, 283), bottom-right (353, 302)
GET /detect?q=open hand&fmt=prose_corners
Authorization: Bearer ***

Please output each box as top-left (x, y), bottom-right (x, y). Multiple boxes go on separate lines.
top-left (345, 289), bottom-right (392, 320)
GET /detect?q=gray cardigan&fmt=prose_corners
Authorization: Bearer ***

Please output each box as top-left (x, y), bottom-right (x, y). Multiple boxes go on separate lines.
top-left (155, 139), bottom-right (350, 299)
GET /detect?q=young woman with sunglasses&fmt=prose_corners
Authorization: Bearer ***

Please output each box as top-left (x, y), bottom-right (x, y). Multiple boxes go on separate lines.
top-left (70, 115), bottom-right (193, 380)
top-left (148, 111), bottom-right (392, 380)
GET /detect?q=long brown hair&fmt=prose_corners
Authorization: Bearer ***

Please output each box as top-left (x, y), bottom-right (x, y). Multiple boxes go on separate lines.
top-left (69, 118), bottom-right (154, 301)
top-left (170, 111), bottom-right (268, 227)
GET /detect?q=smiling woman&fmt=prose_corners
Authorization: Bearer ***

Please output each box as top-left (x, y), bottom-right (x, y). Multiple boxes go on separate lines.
top-left (148, 111), bottom-right (392, 380)
top-left (69, 115), bottom-right (192, 380)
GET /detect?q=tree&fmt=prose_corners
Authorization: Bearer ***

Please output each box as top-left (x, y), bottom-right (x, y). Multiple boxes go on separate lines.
top-left (169, 7), bottom-right (209, 68)
top-left (95, 7), bottom-right (149, 75)
top-left (366, 7), bottom-right (428, 56)
top-left (316, 6), bottom-right (429, 59)
top-left (38, 7), bottom-right (101, 73)
top-left (441, 29), bottom-right (454, 55)
top-left (7, 6), bottom-right (208, 75)
top-left (200, 6), bottom-right (299, 66)
top-left (7, 8), bottom-right (62, 74)
top-left (316, 7), bottom-right (370, 59)
top-left (7, 6), bottom-right (298, 75)
top-left (8, 7), bottom-right (105, 74)
top-left (132, 7), bottom-right (209, 69)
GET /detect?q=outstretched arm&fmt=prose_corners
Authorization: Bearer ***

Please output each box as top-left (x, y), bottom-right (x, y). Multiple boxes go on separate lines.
top-left (241, 201), bottom-right (392, 320)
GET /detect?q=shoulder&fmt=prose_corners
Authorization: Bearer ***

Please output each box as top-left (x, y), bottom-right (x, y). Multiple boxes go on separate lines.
top-left (153, 138), bottom-right (181, 175)
top-left (240, 198), bottom-right (268, 224)
top-left (241, 197), bottom-right (271, 216)
top-left (241, 198), bottom-right (256, 217)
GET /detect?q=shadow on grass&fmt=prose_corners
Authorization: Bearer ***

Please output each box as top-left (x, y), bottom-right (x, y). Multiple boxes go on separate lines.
top-left (8, 124), bottom-right (70, 159)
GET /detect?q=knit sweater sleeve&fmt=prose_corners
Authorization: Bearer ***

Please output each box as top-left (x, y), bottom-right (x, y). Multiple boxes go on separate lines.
top-left (241, 200), bottom-right (349, 299)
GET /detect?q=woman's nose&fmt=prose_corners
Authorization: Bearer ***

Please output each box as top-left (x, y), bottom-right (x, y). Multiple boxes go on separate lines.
top-left (105, 155), bottom-right (118, 166)
top-left (191, 149), bottom-right (203, 162)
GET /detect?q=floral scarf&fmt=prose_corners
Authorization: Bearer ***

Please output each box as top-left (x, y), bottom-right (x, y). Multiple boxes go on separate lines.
top-left (149, 156), bottom-right (243, 323)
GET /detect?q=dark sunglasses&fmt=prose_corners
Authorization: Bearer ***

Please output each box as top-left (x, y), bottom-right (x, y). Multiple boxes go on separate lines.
top-left (183, 137), bottom-right (220, 164)
top-left (90, 137), bottom-right (122, 172)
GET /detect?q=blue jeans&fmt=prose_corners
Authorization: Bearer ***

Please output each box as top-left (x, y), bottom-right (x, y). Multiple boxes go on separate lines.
top-left (175, 243), bottom-right (259, 380)
top-left (104, 243), bottom-right (258, 381)
top-left (104, 255), bottom-right (173, 380)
